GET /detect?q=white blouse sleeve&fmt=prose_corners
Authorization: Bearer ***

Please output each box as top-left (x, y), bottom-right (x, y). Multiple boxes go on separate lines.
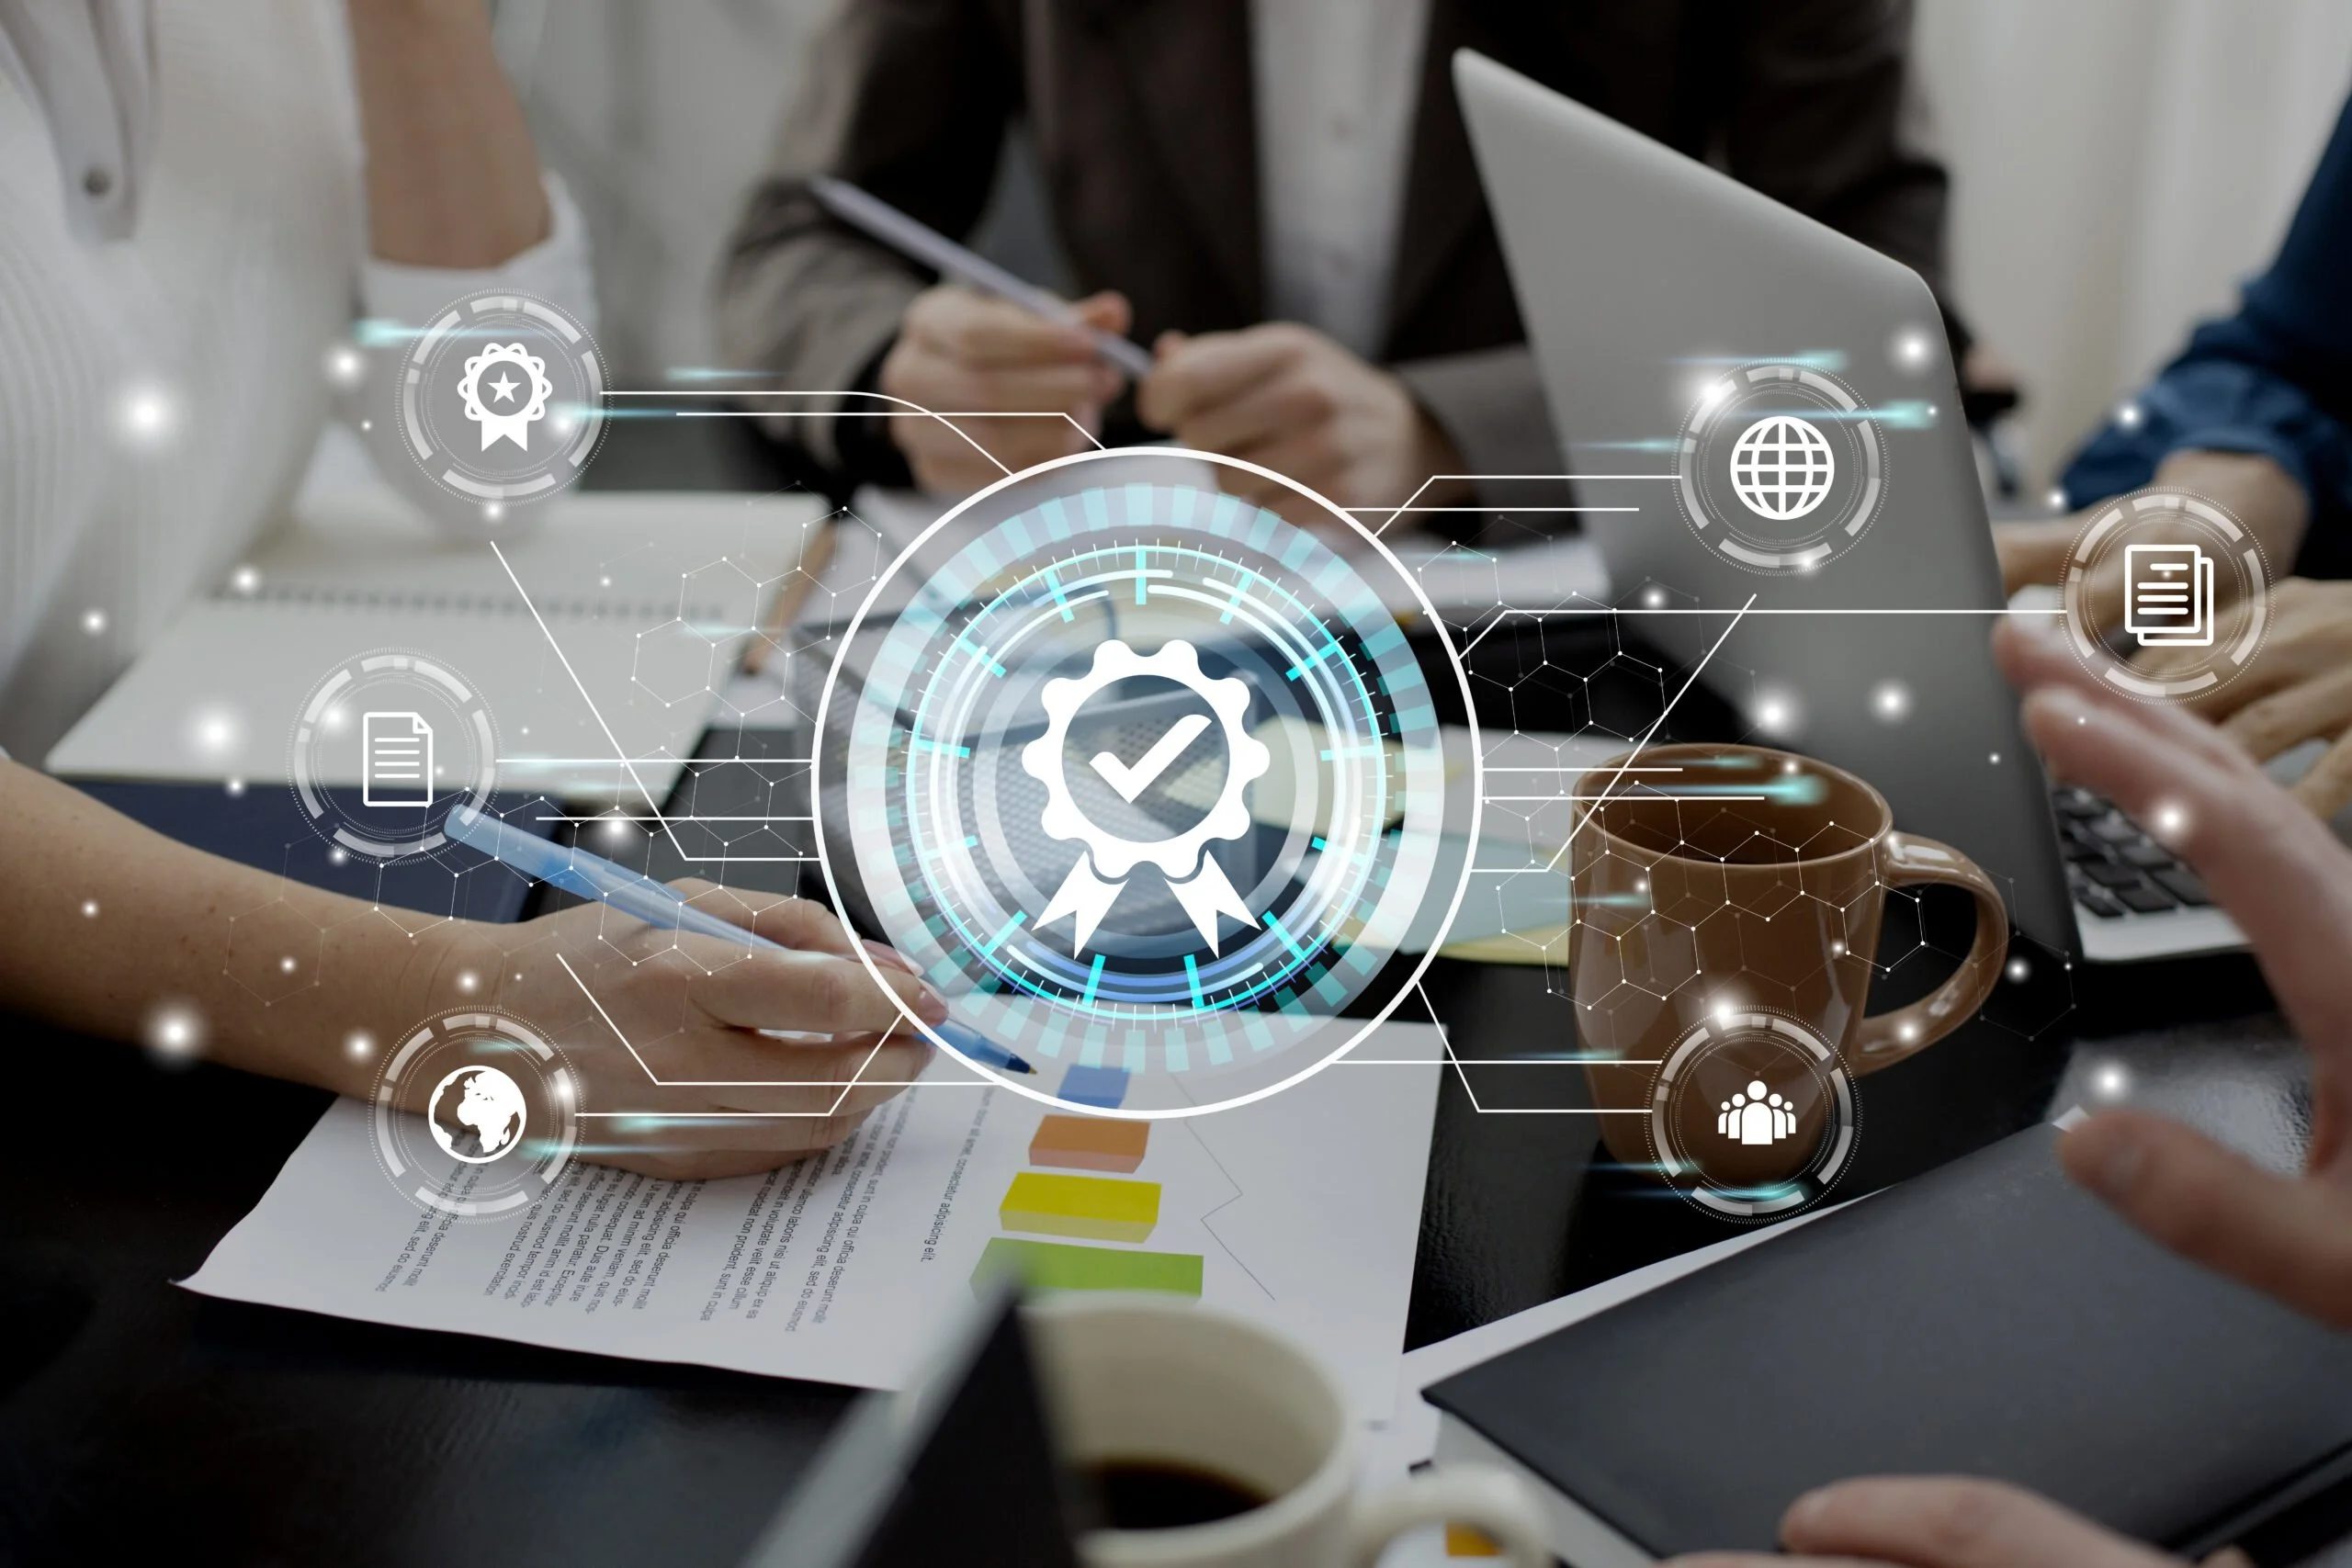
top-left (338, 171), bottom-right (599, 537)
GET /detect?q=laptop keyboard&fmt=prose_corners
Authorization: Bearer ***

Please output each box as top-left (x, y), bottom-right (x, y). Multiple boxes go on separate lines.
top-left (2051, 785), bottom-right (2211, 918)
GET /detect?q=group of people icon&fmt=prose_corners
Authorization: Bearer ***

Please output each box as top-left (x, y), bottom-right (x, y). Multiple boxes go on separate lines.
top-left (1717, 1080), bottom-right (1796, 1146)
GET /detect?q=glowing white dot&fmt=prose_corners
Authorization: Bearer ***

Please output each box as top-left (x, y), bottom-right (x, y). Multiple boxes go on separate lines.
top-left (1642, 586), bottom-right (1664, 608)
top-left (1698, 378), bottom-right (1735, 410)
top-left (2045, 487), bottom-right (2069, 513)
top-left (328, 848), bottom-right (349, 866)
top-left (2006, 956), bottom-right (2031, 983)
top-left (600, 576), bottom-right (613, 589)
top-left (1871, 681), bottom-right (1911, 723)
top-left (345, 1031), bottom-right (375, 1060)
top-left (1989, 751), bottom-right (2001, 765)
top-left (190, 707), bottom-right (241, 757)
top-left (2092, 1062), bottom-right (2131, 1100)
top-left (224, 777), bottom-right (246, 797)
top-left (1781, 759), bottom-right (1800, 775)
top-left (2152, 803), bottom-right (2188, 840)
top-left (455, 969), bottom-right (479, 993)
top-left (2116, 402), bottom-right (2143, 430)
top-left (81, 607), bottom-right (108, 635)
top-left (81, 899), bottom-right (100, 919)
top-left (1899, 1022), bottom-right (1919, 1042)
top-left (231, 565), bottom-right (262, 594)
top-left (1830, 940), bottom-right (1846, 956)
top-left (603, 817), bottom-right (635, 842)
top-left (1892, 330), bottom-right (1933, 368)
top-left (277, 954), bottom-right (298, 974)
top-left (324, 345), bottom-right (366, 388)
top-left (146, 1001), bottom-right (206, 1060)
top-left (119, 384), bottom-right (177, 446)
top-left (358, 419), bottom-right (372, 432)
top-left (482, 502), bottom-right (506, 525)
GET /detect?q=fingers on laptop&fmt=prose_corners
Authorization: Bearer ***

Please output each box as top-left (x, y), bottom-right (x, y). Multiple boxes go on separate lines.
top-left (2061, 1111), bottom-right (2352, 1332)
top-left (1991, 517), bottom-right (2078, 598)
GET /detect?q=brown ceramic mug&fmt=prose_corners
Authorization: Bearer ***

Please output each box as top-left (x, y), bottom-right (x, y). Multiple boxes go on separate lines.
top-left (1569, 743), bottom-right (2008, 1171)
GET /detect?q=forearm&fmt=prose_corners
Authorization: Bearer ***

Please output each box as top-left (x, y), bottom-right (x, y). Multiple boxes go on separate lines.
top-left (0, 762), bottom-right (440, 1099)
top-left (345, 0), bottom-right (548, 266)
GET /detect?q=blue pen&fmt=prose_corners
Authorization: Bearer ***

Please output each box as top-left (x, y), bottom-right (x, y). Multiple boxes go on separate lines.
top-left (444, 806), bottom-right (1034, 1074)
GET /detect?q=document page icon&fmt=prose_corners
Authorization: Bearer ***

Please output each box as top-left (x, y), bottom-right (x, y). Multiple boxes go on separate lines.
top-left (362, 712), bottom-right (435, 807)
top-left (2124, 543), bottom-right (2215, 648)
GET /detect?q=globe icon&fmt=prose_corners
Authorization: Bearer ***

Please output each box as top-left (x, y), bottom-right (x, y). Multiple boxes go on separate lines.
top-left (428, 1064), bottom-right (527, 1164)
top-left (1729, 414), bottom-right (1836, 521)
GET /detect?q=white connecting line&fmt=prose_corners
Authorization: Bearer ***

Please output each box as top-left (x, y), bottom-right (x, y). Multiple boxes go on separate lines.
top-left (607, 389), bottom-right (1105, 478)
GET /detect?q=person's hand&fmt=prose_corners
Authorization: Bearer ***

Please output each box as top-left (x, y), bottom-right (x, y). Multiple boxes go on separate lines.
top-left (1668, 1475), bottom-right (2244, 1568)
top-left (1993, 449), bottom-right (2309, 604)
top-left (2133, 577), bottom-right (2352, 816)
top-left (1992, 449), bottom-right (2349, 809)
top-left (1995, 617), bottom-right (2352, 1329)
top-left (877, 284), bottom-right (1131, 494)
top-left (1136, 322), bottom-right (1466, 528)
top-left (411, 882), bottom-right (944, 1180)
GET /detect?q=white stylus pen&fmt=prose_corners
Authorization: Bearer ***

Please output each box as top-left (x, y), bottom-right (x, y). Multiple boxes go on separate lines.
top-left (810, 175), bottom-right (1157, 380)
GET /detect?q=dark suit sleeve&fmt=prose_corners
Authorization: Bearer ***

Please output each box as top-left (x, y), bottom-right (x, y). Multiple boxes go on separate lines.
top-left (2063, 94), bottom-right (2352, 575)
top-left (715, 0), bottom-right (1018, 479)
top-left (1717, 0), bottom-right (1962, 344)
top-left (1393, 346), bottom-right (1556, 496)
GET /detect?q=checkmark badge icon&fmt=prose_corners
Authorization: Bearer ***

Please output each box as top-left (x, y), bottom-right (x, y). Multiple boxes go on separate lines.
top-left (1091, 713), bottom-right (1212, 803)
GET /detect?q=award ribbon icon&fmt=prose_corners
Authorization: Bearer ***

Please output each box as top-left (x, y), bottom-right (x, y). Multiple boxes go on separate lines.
top-left (1021, 638), bottom-right (1270, 953)
top-left (457, 341), bottom-right (553, 451)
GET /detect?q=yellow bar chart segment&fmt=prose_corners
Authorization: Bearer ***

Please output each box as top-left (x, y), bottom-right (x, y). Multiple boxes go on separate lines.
top-left (1000, 1170), bottom-right (1161, 1243)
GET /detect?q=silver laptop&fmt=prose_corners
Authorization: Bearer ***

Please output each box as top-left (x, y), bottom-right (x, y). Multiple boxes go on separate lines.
top-left (1455, 49), bottom-right (2244, 964)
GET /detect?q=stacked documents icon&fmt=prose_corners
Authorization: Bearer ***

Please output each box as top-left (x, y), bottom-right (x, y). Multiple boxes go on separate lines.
top-left (362, 711), bottom-right (435, 807)
top-left (2123, 544), bottom-right (2215, 648)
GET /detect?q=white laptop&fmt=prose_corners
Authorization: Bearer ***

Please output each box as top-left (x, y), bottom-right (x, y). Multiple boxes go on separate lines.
top-left (1456, 49), bottom-right (2244, 964)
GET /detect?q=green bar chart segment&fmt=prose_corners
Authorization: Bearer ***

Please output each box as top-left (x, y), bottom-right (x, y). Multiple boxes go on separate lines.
top-left (970, 1236), bottom-right (1204, 1298)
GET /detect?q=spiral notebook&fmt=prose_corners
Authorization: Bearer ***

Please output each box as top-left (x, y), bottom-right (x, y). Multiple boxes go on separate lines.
top-left (47, 487), bottom-right (821, 804)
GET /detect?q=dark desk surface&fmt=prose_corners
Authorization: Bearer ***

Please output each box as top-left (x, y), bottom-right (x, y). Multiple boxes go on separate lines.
top-left (3, 429), bottom-right (2333, 1566)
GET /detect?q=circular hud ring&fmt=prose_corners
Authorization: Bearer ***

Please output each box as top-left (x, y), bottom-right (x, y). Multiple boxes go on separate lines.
top-left (1646, 1010), bottom-right (1858, 1221)
top-left (288, 648), bottom-right (499, 863)
top-left (2058, 488), bottom-right (2273, 704)
top-left (394, 288), bottom-right (606, 510)
top-left (1676, 362), bottom-right (1887, 574)
top-left (813, 448), bottom-right (1479, 1119)
top-left (367, 1009), bottom-right (581, 1221)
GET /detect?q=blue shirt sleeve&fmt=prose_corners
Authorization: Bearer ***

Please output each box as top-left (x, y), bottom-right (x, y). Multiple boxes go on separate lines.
top-left (2062, 92), bottom-right (2352, 578)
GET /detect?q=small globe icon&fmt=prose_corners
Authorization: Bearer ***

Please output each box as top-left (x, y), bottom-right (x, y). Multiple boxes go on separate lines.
top-left (428, 1064), bottom-right (527, 1164)
top-left (1729, 414), bottom-right (1836, 521)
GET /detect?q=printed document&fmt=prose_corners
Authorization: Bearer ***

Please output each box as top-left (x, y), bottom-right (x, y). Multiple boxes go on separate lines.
top-left (185, 1025), bottom-right (1443, 1417)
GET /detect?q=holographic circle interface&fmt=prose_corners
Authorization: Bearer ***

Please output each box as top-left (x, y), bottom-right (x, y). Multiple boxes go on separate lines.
top-left (815, 450), bottom-right (1478, 1118)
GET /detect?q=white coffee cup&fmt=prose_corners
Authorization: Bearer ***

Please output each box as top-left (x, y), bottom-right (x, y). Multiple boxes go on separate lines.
top-left (1023, 1296), bottom-right (1548, 1568)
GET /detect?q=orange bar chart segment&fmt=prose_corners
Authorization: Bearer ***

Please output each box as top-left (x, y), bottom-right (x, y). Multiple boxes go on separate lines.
top-left (1029, 1114), bottom-right (1150, 1173)
top-left (1000, 1170), bottom-right (1160, 1242)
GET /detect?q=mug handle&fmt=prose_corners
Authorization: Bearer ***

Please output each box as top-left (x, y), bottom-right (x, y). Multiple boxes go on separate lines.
top-left (1347, 1464), bottom-right (1550, 1568)
top-left (1850, 831), bottom-right (2010, 1068)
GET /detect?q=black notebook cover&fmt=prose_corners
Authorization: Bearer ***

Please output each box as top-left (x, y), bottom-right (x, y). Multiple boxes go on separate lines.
top-left (1424, 1124), bottom-right (2352, 1558)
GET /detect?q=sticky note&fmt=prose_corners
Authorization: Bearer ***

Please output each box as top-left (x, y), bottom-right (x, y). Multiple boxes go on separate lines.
top-left (1029, 1115), bottom-right (1149, 1173)
top-left (1000, 1170), bottom-right (1159, 1242)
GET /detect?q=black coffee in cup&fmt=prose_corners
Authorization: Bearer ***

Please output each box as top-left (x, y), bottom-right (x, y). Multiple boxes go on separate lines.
top-left (1085, 1459), bottom-right (1272, 1530)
